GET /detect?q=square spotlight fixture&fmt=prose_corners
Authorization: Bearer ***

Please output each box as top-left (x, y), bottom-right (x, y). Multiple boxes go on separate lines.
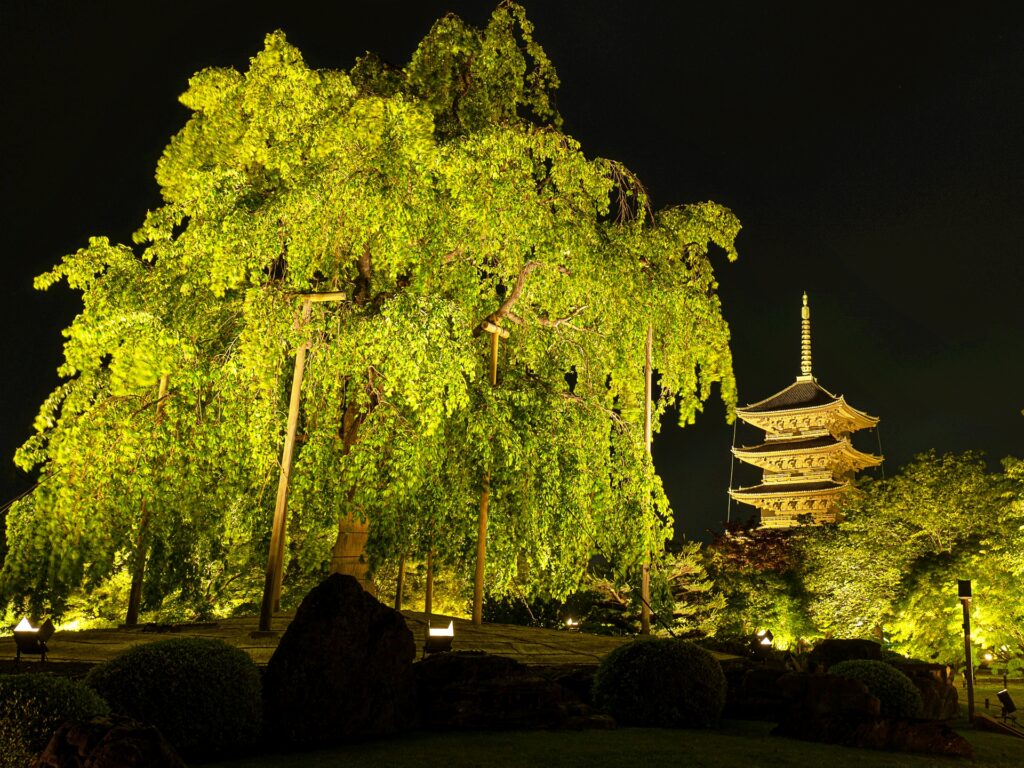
top-left (564, 617), bottom-right (580, 632)
top-left (757, 629), bottom-right (774, 647)
top-left (13, 618), bottom-right (55, 663)
top-left (424, 620), bottom-right (454, 655)
top-left (997, 688), bottom-right (1017, 721)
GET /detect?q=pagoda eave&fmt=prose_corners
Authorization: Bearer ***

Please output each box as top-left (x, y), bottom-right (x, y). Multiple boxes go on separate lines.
top-left (732, 437), bottom-right (882, 473)
top-left (736, 397), bottom-right (878, 437)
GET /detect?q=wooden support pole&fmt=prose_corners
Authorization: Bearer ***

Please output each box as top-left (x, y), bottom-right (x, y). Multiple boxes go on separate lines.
top-left (259, 299), bottom-right (312, 632)
top-left (473, 326), bottom-right (501, 625)
top-left (473, 473), bottom-right (490, 625)
top-left (641, 325), bottom-right (653, 635)
top-left (394, 553), bottom-right (406, 611)
top-left (125, 373), bottom-right (170, 627)
top-left (425, 549), bottom-right (434, 617)
top-left (489, 328), bottom-right (499, 386)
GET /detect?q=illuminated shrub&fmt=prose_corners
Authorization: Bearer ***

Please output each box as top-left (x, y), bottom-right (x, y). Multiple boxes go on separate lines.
top-left (0, 674), bottom-right (109, 768)
top-left (831, 659), bottom-right (924, 718)
top-left (592, 638), bottom-right (726, 727)
top-left (85, 637), bottom-right (261, 756)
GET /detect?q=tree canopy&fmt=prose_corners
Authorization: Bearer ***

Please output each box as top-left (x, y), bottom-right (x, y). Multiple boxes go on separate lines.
top-left (1, 3), bottom-right (740, 622)
top-left (710, 451), bottom-right (1024, 666)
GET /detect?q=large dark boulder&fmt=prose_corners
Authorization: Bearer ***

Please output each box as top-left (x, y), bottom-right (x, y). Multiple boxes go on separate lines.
top-left (891, 663), bottom-right (959, 721)
top-left (414, 652), bottom-right (599, 730)
top-left (773, 673), bottom-right (972, 757)
top-left (848, 719), bottom-right (972, 756)
top-left (723, 664), bottom-right (787, 721)
top-left (263, 574), bottom-right (416, 747)
top-left (775, 672), bottom-right (881, 725)
top-left (32, 716), bottom-right (186, 768)
top-left (808, 639), bottom-right (881, 671)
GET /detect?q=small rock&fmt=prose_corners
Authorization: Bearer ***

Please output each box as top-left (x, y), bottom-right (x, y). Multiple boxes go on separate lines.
top-left (32, 715), bottom-right (186, 768)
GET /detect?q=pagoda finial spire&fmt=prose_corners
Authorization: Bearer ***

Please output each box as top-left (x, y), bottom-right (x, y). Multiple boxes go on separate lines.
top-left (800, 292), bottom-right (813, 378)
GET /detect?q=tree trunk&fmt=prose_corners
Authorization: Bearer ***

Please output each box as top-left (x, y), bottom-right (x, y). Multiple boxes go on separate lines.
top-left (124, 373), bottom-right (170, 627)
top-left (125, 502), bottom-right (150, 627)
top-left (330, 511), bottom-right (376, 595)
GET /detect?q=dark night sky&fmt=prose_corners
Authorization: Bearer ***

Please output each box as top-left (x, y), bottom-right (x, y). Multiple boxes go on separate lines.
top-left (2, 2), bottom-right (1022, 541)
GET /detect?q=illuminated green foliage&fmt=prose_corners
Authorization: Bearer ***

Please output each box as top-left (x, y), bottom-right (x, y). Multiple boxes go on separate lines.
top-left (710, 451), bottom-right (1023, 664)
top-left (801, 451), bottom-right (1019, 658)
top-left (1, 4), bottom-right (740, 619)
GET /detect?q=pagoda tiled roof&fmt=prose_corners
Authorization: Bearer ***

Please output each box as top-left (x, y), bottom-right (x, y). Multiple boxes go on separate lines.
top-left (738, 378), bottom-right (838, 413)
top-left (731, 480), bottom-right (846, 496)
top-left (737, 435), bottom-right (839, 453)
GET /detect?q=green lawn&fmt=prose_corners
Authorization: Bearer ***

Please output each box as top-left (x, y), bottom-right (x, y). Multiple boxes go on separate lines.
top-left (200, 720), bottom-right (1024, 768)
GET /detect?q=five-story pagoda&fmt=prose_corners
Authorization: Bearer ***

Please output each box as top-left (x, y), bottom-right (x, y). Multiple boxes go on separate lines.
top-left (729, 294), bottom-right (881, 528)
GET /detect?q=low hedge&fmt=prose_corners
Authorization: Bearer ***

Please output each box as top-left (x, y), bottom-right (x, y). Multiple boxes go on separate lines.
top-left (592, 638), bottom-right (726, 728)
top-left (831, 659), bottom-right (924, 718)
top-left (85, 637), bottom-right (261, 757)
top-left (0, 674), bottom-right (109, 768)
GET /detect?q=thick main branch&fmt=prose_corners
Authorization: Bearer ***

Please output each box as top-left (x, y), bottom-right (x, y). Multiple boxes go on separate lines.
top-left (473, 260), bottom-right (540, 336)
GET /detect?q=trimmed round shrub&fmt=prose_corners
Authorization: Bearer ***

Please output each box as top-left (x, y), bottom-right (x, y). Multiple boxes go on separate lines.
top-left (85, 637), bottom-right (261, 757)
top-left (592, 638), bottom-right (726, 727)
top-left (831, 659), bottom-right (924, 718)
top-left (0, 674), bottom-right (109, 768)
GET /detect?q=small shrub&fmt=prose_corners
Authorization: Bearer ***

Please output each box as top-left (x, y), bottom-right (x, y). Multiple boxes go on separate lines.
top-left (831, 659), bottom-right (924, 718)
top-left (85, 637), bottom-right (261, 757)
top-left (0, 674), bottom-right (109, 768)
top-left (592, 638), bottom-right (726, 727)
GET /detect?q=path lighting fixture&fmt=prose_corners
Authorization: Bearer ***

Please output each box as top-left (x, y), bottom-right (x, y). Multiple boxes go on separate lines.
top-left (13, 618), bottom-right (55, 663)
top-left (757, 629), bottom-right (774, 647)
top-left (996, 689), bottom-right (1017, 724)
top-left (424, 620), bottom-right (454, 655)
top-left (564, 617), bottom-right (580, 632)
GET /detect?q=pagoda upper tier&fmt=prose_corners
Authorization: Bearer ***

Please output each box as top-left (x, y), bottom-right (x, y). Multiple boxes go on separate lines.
top-left (736, 378), bottom-right (878, 437)
top-left (729, 294), bottom-right (881, 528)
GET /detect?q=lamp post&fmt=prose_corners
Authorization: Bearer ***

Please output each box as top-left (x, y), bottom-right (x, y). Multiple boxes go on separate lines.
top-left (958, 579), bottom-right (975, 723)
